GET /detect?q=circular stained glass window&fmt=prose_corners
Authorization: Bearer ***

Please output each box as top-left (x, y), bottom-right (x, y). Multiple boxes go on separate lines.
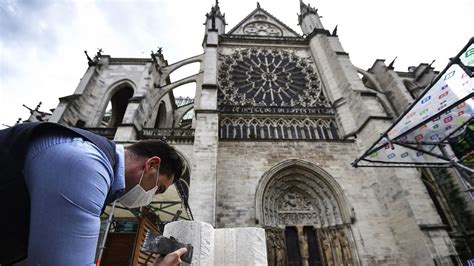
top-left (218, 48), bottom-right (330, 108)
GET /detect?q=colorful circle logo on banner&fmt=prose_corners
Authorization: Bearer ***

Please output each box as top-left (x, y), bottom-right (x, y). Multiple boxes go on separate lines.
top-left (461, 44), bottom-right (474, 66)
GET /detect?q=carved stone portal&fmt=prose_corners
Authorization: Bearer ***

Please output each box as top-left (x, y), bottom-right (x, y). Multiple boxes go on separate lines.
top-left (261, 168), bottom-right (345, 228)
top-left (257, 160), bottom-right (356, 265)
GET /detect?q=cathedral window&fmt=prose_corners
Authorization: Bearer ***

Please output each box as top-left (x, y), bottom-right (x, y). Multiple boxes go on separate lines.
top-left (101, 85), bottom-right (133, 128)
top-left (218, 48), bottom-right (339, 140)
top-left (154, 102), bottom-right (167, 128)
top-left (218, 48), bottom-right (329, 108)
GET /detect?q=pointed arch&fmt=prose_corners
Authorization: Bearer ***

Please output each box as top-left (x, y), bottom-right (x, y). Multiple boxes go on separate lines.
top-left (154, 101), bottom-right (167, 128)
top-left (255, 159), bottom-right (353, 227)
top-left (99, 79), bottom-right (135, 127)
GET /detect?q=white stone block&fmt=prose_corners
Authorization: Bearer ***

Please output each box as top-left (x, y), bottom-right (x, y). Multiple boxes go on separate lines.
top-left (164, 221), bottom-right (215, 266)
top-left (163, 222), bottom-right (267, 266)
top-left (214, 227), bottom-right (267, 266)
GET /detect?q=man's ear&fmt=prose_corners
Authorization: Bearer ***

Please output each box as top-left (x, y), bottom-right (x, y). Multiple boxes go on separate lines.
top-left (145, 156), bottom-right (161, 171)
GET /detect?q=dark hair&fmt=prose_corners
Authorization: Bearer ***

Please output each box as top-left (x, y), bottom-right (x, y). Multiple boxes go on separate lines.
top-left (125, 140), bottom-right (184, 182)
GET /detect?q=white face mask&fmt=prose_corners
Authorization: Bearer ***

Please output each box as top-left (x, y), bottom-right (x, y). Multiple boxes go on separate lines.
top-left (118, 168), bottom-right (159, 208)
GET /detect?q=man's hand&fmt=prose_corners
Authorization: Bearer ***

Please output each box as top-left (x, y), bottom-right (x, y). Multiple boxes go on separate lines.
top-left (153, 247), bottom-right (188, 266)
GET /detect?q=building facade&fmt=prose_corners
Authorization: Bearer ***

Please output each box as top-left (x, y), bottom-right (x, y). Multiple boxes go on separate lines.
top-left (33, 1), bottom-right (474, 265)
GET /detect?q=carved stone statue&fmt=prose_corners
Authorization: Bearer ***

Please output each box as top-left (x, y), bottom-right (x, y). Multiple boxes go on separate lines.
top-left (321, 232), bottom-right (334, 266)
top-left (84, 49), bottom-right (102, 66)
top-left (266, 231), bottom-right (276, 266)
top-left (84, 51), bottom-right (93, 63)
top-left (275, 234), bottom-right (286, 266)
top-left (330, 229), bottom-right (342, 265)
top-left (339, 230), bottom-right (353, 265)
top-left (93, 48), bottom-right (103, 62)
top-left (266, 227), bottom-right (286, 266)
top-left (296, 226), bottom-right (309, 266)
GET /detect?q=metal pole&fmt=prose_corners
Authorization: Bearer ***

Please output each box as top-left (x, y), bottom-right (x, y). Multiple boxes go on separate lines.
top-left (452, 162), bottom-right (474, 200)
top-left (439, 144), bottom-right (474, 200)
top-left (96, 200), bottom-right (117, 265)
top-left (452, 160), bottom-right (474, 174)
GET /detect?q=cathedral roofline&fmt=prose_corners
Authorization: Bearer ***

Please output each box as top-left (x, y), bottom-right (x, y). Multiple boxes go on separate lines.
top-left (108, 57), bottom-right (153, 65)
top-left (220, 34), bottom-right (306, 45)
top-left (226, 3), bottom-right (301, 37)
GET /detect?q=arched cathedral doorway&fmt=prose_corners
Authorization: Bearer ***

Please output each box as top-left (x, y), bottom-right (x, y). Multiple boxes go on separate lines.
top-left (256, 159), bottom-right (358, 266)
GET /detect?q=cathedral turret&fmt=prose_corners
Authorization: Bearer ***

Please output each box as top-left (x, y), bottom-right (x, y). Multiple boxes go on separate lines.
top-left (204, 0), bottom-right (226, 38)
top-left (189, 0), bottom-right (224, 226)
top-left (298, 0), bottom-right (324, 35)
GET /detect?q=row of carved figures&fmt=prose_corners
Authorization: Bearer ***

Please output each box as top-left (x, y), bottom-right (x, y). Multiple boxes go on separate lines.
top-left (266, 225), bottom-right (353, 266)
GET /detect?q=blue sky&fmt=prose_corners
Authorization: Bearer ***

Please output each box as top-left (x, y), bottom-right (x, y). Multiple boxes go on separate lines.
top-left (0, 0), bottom-right (472, 128)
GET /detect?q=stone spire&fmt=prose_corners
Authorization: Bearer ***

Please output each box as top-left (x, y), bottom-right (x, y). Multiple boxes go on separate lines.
top-left (298, 0), bottom-right (324, 35)
top-left (205, 0), bottom-right (226, 34)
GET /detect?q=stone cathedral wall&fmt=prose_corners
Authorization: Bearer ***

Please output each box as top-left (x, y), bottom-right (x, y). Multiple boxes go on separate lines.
top-left (214, 140), bottom-right (411, 264)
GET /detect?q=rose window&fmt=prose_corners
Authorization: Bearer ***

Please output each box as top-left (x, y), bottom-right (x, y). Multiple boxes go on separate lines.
top-left (218, 48), bottom-right (331, 108)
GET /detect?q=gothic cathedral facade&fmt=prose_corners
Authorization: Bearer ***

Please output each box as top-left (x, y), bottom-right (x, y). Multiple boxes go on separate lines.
top-left (39, 1), bottom-right (472, 265)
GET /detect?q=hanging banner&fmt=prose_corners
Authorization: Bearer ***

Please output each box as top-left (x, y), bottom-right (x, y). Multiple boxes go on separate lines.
top-left (460, 42), bottom-right (474, 67)
top-left (354, 38), bottom-right (474, 168)
top-left (385, 64), bottom-right (472, 144)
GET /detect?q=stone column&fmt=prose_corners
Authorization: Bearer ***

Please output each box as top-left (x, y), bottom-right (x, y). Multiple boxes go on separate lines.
top-left (188, 29), bottom-right (220, 226)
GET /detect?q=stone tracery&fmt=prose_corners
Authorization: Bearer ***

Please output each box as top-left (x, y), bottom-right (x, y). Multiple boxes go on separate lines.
top-left (218, 48), bottom-right (339, 140)
top-left (243, 21), bottom-right (283, 36)
top-left (219, 116), bottom-right (339, 140)
top-left (218, 48), bottom-right (330, 108)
